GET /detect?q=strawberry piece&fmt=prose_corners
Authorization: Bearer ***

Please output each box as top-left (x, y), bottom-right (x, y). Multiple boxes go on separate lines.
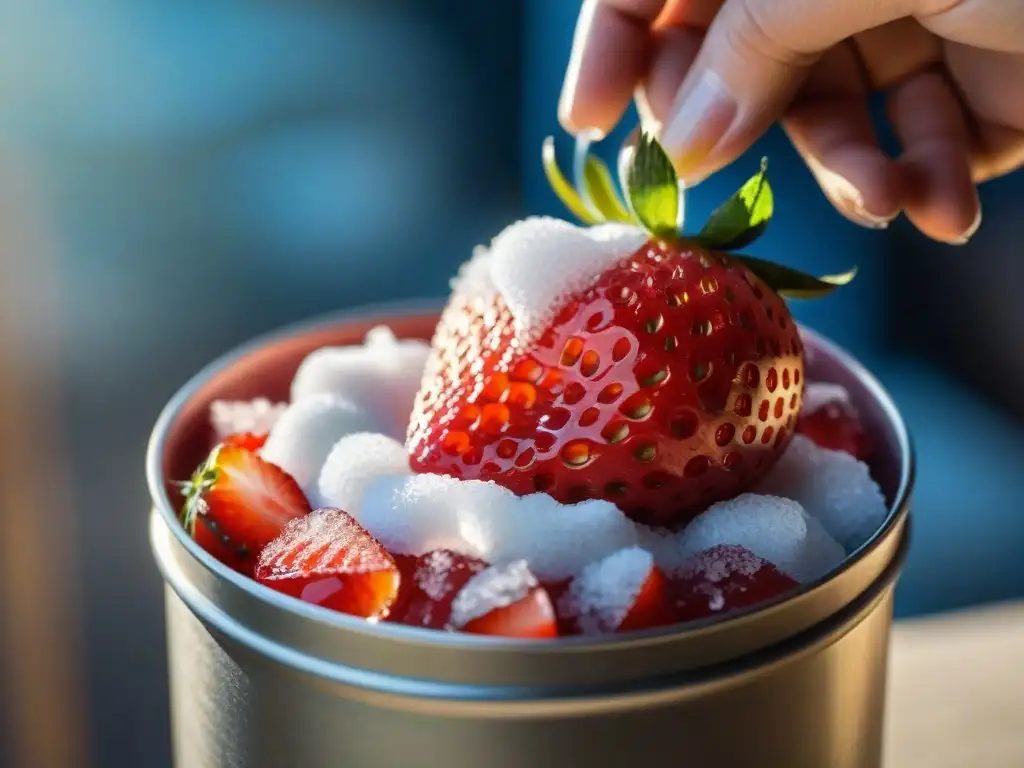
top-left (190, 516), bottom-right (251, 574)
top-left (671, 544), bottom-right (798, 623)
top-left (450, 561), bottom-right (559, 638)
top-left (409, 242), bottom-right (803, 526)
top-left (182, 443), bottom-right (311, 575)
top-left (541, 578), bottom-right (576, 635)
top-left (460, 588), bottom-right (559, 638)
top-left (557, 548), bottom-right (675, 635)
top-left (222, 431), bottom-right (268, 452)
top-left (796, 401), bottom-right (872, 461)
top-left (255, 507), bottom-right (400, 619)
top-left (618, 564), bottom-right (676, 632)
top-left (388, 550), bottom-right (488, 629)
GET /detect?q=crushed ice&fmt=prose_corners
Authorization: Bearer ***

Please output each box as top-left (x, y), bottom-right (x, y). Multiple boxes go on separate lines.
top-left (463, 217), bottom-right (647, 335)
top-left (450, 560), bottom-right (538, 628)
top-left (210, 398), bottom-right (287, 440)
top-left (670, 494), bottom-right (846, 583)
top-left (261, 392), bottom-right (381, 503)
top-left (559, 547), bottom-right (655, 635)
top-left (755, 435), bottom-right (887, 552)
top-left (290, 326), bottom-right (429, 440)
top-left (316, 432), bottom-right (410, 513)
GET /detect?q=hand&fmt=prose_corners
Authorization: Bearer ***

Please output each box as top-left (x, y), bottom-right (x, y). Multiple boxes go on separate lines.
top-left (559, 0), bottom-right (1024, 243)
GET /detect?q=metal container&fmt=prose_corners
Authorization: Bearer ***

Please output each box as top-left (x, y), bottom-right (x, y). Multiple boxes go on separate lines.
top-left (148, 304), bottom-right (913, 768)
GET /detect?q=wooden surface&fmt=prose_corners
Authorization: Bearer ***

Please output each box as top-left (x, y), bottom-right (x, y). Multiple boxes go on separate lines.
top-left (885, 601), bottom-right (1024, 767)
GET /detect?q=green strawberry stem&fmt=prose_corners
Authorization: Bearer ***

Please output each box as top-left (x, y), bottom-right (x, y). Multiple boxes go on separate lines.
top-left (543, 132), bottom-right (857, 300)
top-left (542, 137), bottom-right (600, 226)
top-left (179, 459), bottom-right (220, 533)
top-left (626, 133), bottom-right (680, 239)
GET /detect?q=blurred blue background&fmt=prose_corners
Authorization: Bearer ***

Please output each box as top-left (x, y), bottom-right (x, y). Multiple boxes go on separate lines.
top-left (0, 2), bottom-right (1021, 767)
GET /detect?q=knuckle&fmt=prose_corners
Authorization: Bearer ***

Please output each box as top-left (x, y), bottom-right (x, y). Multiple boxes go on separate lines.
top-left (725, 0), bottom-right (823, 67)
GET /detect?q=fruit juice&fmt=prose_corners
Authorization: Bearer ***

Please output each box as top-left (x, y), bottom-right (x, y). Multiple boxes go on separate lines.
top-left (173, 135), bottom-right (892, 640)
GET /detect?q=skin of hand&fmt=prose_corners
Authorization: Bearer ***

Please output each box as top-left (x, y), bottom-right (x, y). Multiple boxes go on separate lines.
top-left (559, 0), bottom-right (1024, 244)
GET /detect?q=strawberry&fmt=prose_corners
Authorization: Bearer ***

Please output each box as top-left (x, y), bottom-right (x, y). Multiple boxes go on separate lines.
top-left (388, 550), bottom-right (488, 629)
top-left (255, 507), bottom-right (400, 619)
top-left (182, 443), bottom-right (311, 574)
top-left (796, 400), bottom-right (872, 461)
top-left (541, 578), bottom-right (576, 635)
top-left (459, 587), bottom-right (559, 638)
top-left (556, 548), bottom-right (676, 635)
top-left (617, 562), bottom-right (676, 632)
top-left (450, 561), bottom-right (559, 638)
top-left (671, 544), bottom-right (798, 622)
top-left (408, 135), bottom-right (854, 527)
top-left (222, 431), bottom-right (268, 452)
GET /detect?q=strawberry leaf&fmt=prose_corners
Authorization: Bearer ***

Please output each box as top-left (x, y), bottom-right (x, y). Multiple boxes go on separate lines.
top-left (626, 133), bottom-right (679, 239)
top-left (698, 159), bottom-right (773, 250)
top-left (542, 137), bottom-right (601, 225)
top-left (582, 154), bottom-right (632, 223)
top-left (736, 254), bottom-right (857, 299)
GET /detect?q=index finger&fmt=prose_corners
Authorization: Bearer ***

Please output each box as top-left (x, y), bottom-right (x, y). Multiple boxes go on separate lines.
top-left (559, 0), bottom-right (668, 137)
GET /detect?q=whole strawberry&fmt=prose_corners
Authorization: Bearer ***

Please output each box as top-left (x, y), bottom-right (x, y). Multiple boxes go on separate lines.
top-left (408, 135), bottom-right (854, 527)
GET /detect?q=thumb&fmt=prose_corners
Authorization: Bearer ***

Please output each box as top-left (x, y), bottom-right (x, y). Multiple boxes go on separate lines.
top-left (659, 0), bottom-right (922, 181)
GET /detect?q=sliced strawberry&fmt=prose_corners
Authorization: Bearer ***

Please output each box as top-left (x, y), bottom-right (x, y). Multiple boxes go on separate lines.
top-left (388, 550), bottom-right (488, 629)
top-left (255, 507), bottom-right (400, 619)
top-left (671, 544), bottom-right (798, 623)
top-left (796, 401), bottom-right (872, 461)
top-left (541, 578), bottom-right (576, 635)
top-left (191, 515), bottom-right (251, 573)
top-left (460, 588), bottom-right (559, 638)
top-left (182, 443), bottom-right (311, 575)
top-left (222, 431), bottom-right (268, 452)
top-left (557, 548), bottom-right (675, 635)
top-left (618, 564), bottom-right (676, 632)
top-left (450, 561), bottom-right (558, 638)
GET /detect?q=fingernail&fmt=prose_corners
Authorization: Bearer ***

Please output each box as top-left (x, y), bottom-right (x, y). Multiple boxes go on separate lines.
top-left (951, 207), bottom-right (982, 244)
top-left (811, 161), bottom-right (896, 229)
top-left (558, 85), bottom-right (585, 136)
top-left (558, 85), bottom-right (588, 136)
top-left (661, 70), bottom-right (737, 181)
top-left (558, 0), bottom-right (598, 137)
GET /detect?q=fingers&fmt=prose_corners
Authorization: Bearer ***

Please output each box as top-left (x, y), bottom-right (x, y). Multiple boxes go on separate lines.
top-left (970, 122), bottom-right (1024, 184)
top-left (782, 45), bottom-right (901, 229)
top-left (919, 0), bottom-right (1024, 53)
top-left (944, 45), bottom-right (1024, 182)
top-left (635, 26), bottom-right (704, 134)
top-left (658, 0), bottom-right (923, 182)
top-left (888, 70), bottom-right (981, 244)
top-left (851, 17), bottom-right (943, 91)
top-left (559, 0), bottom-right (668, 137)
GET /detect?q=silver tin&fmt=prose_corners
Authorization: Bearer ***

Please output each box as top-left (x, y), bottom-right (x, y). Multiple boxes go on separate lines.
top-left (148, 304), bottom-right (913, 768)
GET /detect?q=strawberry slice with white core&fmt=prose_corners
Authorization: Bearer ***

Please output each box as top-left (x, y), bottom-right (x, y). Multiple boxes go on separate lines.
top-left (389, 550), bottom-right (488, 629)
top-left (558, 547), bottom-right (675, 635)
top-left (450, 561), bottom-right (558, 638)
top-left (670, 544), bottom-right (798, 622)
top-left (255, 507), bottom-right (400, 619)
top-left (182, 443), bottom-right (311, 575)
